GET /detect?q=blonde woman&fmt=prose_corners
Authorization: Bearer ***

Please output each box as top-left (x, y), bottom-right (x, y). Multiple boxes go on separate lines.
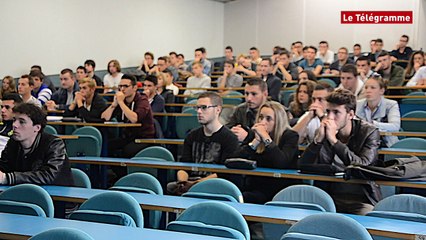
top-left (236, 101), bottom-right (299, 204)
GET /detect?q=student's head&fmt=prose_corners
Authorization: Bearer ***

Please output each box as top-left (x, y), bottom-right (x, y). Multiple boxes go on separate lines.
top-left (12, 103), bottom-right (47, 140)
top-left (177, 54), bottom-right (185, 65)
top-left (399, 35), bottom-right (409, 48)
top-left (119, 74), bottom-right (138, 98)
top-left (376, 51), bottom-right (392, 70)
top-left (59, 68), bottom-right (75, 90)
top-left (407, 51), bottom-right (425, 74)
top-left (340, 64), bottom-right (358, 92)
top-left (1, 93), bottom-right (23, 121)
top-left (169, 52), bottom-right (178, 65)
top-left (157, 72), bottom-right (167, 89)
top-left (195, 92), bottom-right (222, 125)
top-left (194, 48), bottom-right (205, 61)
top-left (76, 66), bottom-right (87, 81)
top-left (298, 70), bottom-right (317, 83)
top-left (375, 38), bottom-right (384, 52)
top-left (162, 69), bottom-right (174, 86)
top-left (84, 60), bottom-right (96, 73)
top-left (259, 58), bottom-right (272, 76)
top-left (29, 69), bottom-right (44, 89)
top-left (325, 89), bottom-right (356, 131)
top-left (278, 51), bottom-right (291, 66)
top-left (191, 61), bottom-right (203, 76)
top-left (157, 56), bottom-right (168, 72)
top-left (249, 47), bottom-right (260, 60)
top-left (78, 78), bottom-right (96, 99)
top-left (318, 41), bottom-right (329, 54)
top-left (18, 74), bottom-right (34, 96)
top-left (107, 59), bottom-right (121, 74)
top-left (30, 65), bottom-right (43, 72)
top-left (143, 75), bottom-right (158, 97)
top-left (312, 82), bottom-right (334, 110)
top-left (293, 41), bottom-right (303, 53)
top-left (244, 78), bottom-right (268, 110)
top-left (223, 60), bottom-right (235, 74)
top-left (353, 44), bottom-right (362, 56)
top-left (296, 81), bottom-right (316, 105)
top-left (255, 101), bottom-right (289, 152)
top-left (2, 76), bottom-right (16, 92)
top-left (356, 56), bottom-right (371, 75)
top-left (370, 39), bottom-right (376, 51)
top-left (225, 46), bottom-right (233, 59)
top-left (144, 52), bottom-right (154, 65)
top-left (337, 47), bottom-right (349, 61)
top-left (306, 46), bottom-right (317, 61)
top-left (364, 75), bottom-right (387, 102)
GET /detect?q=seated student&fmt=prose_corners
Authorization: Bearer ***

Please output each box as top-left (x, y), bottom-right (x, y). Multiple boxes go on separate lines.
top-left (75, 66), bottom-right (88, 82)
top-left (218, 60), bottom-right (243, 95)
top-left (235, 54), bottom-right (257, 76)
top-left (157, 72), bottom-right (175, 106)
top-left (327, 47), bottom-right (354, 75)
top-left (337, 64), bottom-right (365, 99)
top-left (103, 59), bottom-right (124, 93)
top-left (406, 65), bottom-right (426, 87)
top-left (350, 43), bottom-right (364, 62)
top-left (101, 74), bottom-right (155, 158)
top-left (219, 46), bottom-right (235, 71)
top-left (30, 65), bottom-right (56, 94)
top-left (273, 51), bottom-right (299, 81)
top-left (84, 59), bottom-right (103, 93)
top-left (299, 89), bottom-right (381, 215)
top-left (375, 51), bottom-right (404, 87)
top-left (298, 70), bottom-right (317, 83)
top-left (0, 93), bottom-right (23, 155)
top-left (137, 52), bottom-right (156, 75)
top-left (183, 61), bottom-right (211, 96)
top-left (167, 92), bottom-right (238, 195)
top-left (249, 47), bottom-right (262, 65)
top-left (150, 56), bottom-right (179, 83)
top-left (0, 103), bottom-right (73, 186)
top-left (404, 51), bottom-right (425, 80)
top-left (18, 74), bottom-right (42, 108)
top-left (235, 101), bottom-right (299, 204)
top-left (64, 78), bottom-right (108, 123)
top-left (162, 69), bottom-right (179, 96)
top-left (366, 39), bottom-right (378, 66)
top-left (291, 41), bottom-right (304, 64)
top-left (390, 35), bottom-right (413, 66)
top-left (186, 48), bottom-right (212, 76)
top-left (143, 75), bottom-right (165, 113)
top-left (29, 69), bottom-right (52, 106)
top-left (292, 83), bottom-right (334, 144)
top-left (288, 81), bottom-right (317, 125)
top-left (316, 41), bottom-right (334, 65)
top-left (1, 76), bottom-right (17, 98)
top-left (356, 56), bottom-right (375, 83)
top-left (259, 58), bottom-right (282, 102)
top-left (46, 68), bottom-right (79, 111)
top-left (356, 75), bottom-right (400, 147)
top-left (298, 46), bottom-right (324, 76)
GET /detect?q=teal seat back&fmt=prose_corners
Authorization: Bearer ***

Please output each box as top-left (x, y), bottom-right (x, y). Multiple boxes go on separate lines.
top-left (182, 99), bottom-right (198, 112)
top-left (29, 227), bottom-right (95, 240)
top-left (385, 138), bottom-right (426, 161)
top-left (44, 125), bottom-right (58, 135)
top-left (280, 90), bottom-right (295, 107)
top-left (167, 201), bottom-right (250, 240)
top-left (71, 168), bottom-right (91, 188)
top-left (73, 126), bottom-right (103, 148)
top-left (176, 108), bottom-right (200, 139)
top-left (282, 213), bottom-right (372, 240)
top-left (110, 173), bottom-right (163, 229)
top-left (0, 184), bottom-right (54, 217)
top-left (223, 91), bottom-right (244, 105)
top-left (318, 78), bottom-right (337, 88)
top-left (183, 178), bottom-right (243, 203)
top-left (129, 146), bottom-right (175, 182)
top-left (367, 194), bottom-right (426, 222)
top-left (264, 185), bottom-right (336, 240)
top-left (65, 135), bottom-right (101, 157)
top-left (70, 191), bottom-right (143, 228)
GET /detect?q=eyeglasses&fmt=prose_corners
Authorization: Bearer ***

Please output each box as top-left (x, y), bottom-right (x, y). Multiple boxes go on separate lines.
top-left (1, 105), bottom-right (12, 110)
top-left (118, 84), bottom-right (131, 89)
top-left (192, 105), bottom-right (217, 111)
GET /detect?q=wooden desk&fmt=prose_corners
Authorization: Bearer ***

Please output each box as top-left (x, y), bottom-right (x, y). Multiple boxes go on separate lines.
top-left (0, 212), bottom-right (229, 240)
top-left (153, 113), bottom-right (194, 117)
top-left (298, 145), bottom-right (426, 157)
top-left (165, 103), bottom-right (235, 108)
top-left (387, 86), bottom-right (426, 90)
top-left (380, 131), bottom-right (426, 137)
top-left (56, 135), bottom-right (79, 140)
top-left (401, 118), bottom-right (426, 122)
top-left (386, 95), bottom-right (426, 99)
top-left (47, 121), bottom-right (141, 127)
top-left (135, 138), bottom-right (184, 145)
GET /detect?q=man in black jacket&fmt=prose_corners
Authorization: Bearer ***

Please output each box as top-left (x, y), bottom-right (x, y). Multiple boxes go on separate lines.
top-left (299, 89), bottom-right (381, 215)
top-left (0, 103), bottom-right (73, 186)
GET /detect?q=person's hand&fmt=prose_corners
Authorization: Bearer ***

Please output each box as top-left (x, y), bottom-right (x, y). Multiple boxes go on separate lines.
top-left (309, 103), bottom-right (325, 119)
top-left (323, 69), bottom-right (331, 74)
top-left (235, 65), bottom-right (245, 72)
top-left (74, 92), bottom-right (84, 105)
top-left (176, 180), bottom-right (197, 195)
top-left (375, 62), bottom-right (383, 71)
top-left (414, 62), bottom-right (421, 71)
top-left (45, 101), bottom-right (57, 111)
top-left (252, 123), bottom-right (269, 141)
top-left (143, 88), bottom-right (151, 96)
top-left (314, 120), bottom-right (326, 144)
top-left (231, 125), bottom-right (249, 142)
top-left (324, 119), bottom-right (338, 145)
top-left (115, 91), bottom-right (125, 104)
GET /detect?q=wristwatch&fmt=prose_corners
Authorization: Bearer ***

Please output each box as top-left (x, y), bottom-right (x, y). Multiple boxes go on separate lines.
top-left (263, 138), bottom-right (273, 147)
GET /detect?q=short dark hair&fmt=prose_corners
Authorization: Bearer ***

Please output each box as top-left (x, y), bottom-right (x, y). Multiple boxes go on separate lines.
top-left (225, 46), bottom-right (233, 51)
top-left (356, 56), bottom-right (371, 65)
top-left (246, 78), bottom-right (267, 92)
top-left (84, 60), bottom-right (96, 68)
top-left (13, 103), bottom-right (47, 131)
top-left (2, 93), bottom-right (23, 103)
top-left (144, 52), bottom-right (154, 59)
top-left (353, 43), bottom-right (361, 48)
top-left (340, 64), bottom-right (357, 77)
top-left (198, 91), bottom-right (223, 107)
top-left (302, 46), bottom-right (309, 51)
top-left (249, 47), bottom-right (258, 51)
top-left (401, 34), bottom-right (409, 41)
top-left (279, 50), bottom-right (291, 58)
top-left (76, 66), bottom-right (87, 73)
top-left (169, 51), bottom-right (177, 57)
top-left (121, 74), bottom-right (137, 86)
top-left (315, 82), bottom-right (334, 92)
top-left (195, 47), bottom-right (206, 54)
top-left (224, 60), bottom-right (235, 67)
top-left (177, 53), bottom-right (184, 59)
top-left (157, 56), bottom-right (168, 63)
top-left (163, 68), bottom-right (173, 76)
top-left (31, 65), bottom-right (42, 71)
top-left (60, 68), bottom-right (74, 75)
top-left (294, 41), bottom-right (303, 45)
top-left (319, 41), bottom-right (328, 46)
top-left (144, 75), bottom-right (158, 85)
top-left (29, 69), bottom-right (44, 81)
top-left (261, 58), bottom-right (273, 66)
top-left (326, 89), bottom-right (356, 113)
top-left (300, 70), bottom-right (317, 82)
top-left (307, 46), bottom-right (317, 53)
top-left (377, 50), bottom-right (390, 58)
top-left (20, 74), bottom-right (35, 86)
top-left (376, 38), bottom-right (383, 44)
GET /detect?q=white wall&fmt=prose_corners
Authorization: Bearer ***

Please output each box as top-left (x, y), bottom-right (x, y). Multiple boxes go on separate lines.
top-left (225, 0), bottom-right (423, 56)
top-left (0, 0), bottom-right (224, 77)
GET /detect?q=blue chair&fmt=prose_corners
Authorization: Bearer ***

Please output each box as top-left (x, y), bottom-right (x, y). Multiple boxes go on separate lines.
top-left (130, 146), bottom-right (175, 182)
top-left (263, 185), bottom-right (336, 240)
top-left (223, 91), bottom-right (244, 105)
top-left (318, 78), bottom-right (337, 88)
top-left (110, 173), bottom-right (163, 229)
top-left (385, 138), bottom-right (426, 161)
top-left (29, 227), bottom-right (94, 240)
top-left (366, 194), bottom-right (426, 223)
top-left (401, 110), bottom-right (426, 132)
top-left (69, 191), bottom-right (144, 228)
top-left (72, 126), bottom-right (103, 148)
top-left (71, 168), bottom-right (91, 188)
top-left (44, 125), bottom-right (58, 135)
top-left (182, 178), bottom-right (244, 203)
top-left (167, 201), bottom-right (250, 240)
top-left (182, 99), bottom-right (198, 112)
top-left (65, 135), bottom-right (101, 157)
top-left (0, 184), bottom-right (54, 217)
top-left (401, 93), bottom-right (426, 105)
top-left (281, 213), bottom-right (373, 240)
top-left (176, 108), bottom-right (200, 139)
top-left (279, 90), bottom-right (295, 107)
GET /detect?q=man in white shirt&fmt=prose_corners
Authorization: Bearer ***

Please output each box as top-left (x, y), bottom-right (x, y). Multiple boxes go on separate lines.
top-left (316, 41), bottom-right (334, 65)
top-left (18, 75), bottom-right (42, 108)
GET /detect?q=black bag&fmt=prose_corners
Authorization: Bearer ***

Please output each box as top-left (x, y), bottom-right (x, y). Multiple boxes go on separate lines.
top-left (225, 158), bottom-right (257, 170)
top-left (299, 164), bottom-right (344, 176)
top-left (345, 156), bottom-right (426, 181)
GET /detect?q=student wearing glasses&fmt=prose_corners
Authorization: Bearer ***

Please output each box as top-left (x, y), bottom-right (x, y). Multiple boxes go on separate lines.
top-left (167, 92), bottom-right (238, 195)
top-left (101, 74), bottom-right (155, 158)
top-left (236, 101), bottom-right (299, 204)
